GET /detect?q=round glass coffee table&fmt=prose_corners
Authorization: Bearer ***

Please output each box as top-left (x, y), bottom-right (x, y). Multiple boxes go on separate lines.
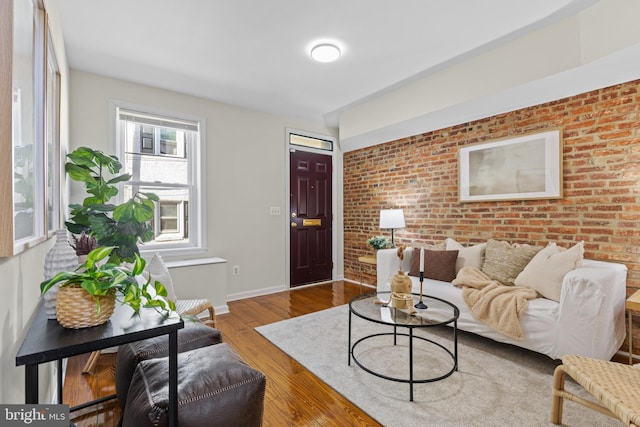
top-left (348, 292), bottom-right (459, 401)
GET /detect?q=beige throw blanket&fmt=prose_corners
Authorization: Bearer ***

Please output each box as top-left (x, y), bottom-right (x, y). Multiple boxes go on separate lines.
top-left (452, 267), bottom-right (538, 340)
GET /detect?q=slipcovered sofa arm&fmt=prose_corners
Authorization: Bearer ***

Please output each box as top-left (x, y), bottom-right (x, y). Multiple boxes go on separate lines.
top-left (377, 247), bottom-right (413, 293)
top-left (556, 259), bottom-right (627, 360)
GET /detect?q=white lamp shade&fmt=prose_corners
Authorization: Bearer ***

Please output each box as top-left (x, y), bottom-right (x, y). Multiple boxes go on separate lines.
top-left (380, 209), bottom-right (405, 229)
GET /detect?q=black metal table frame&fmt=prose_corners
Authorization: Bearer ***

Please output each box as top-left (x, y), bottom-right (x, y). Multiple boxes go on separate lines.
top-left (348, 292), bottom-right (459, 401)
top-left (16, 302), bottom-right (184, 427)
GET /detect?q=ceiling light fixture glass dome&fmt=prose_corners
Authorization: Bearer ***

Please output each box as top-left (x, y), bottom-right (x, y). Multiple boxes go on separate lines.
top-left (310, 43), bottom-right (341, 63)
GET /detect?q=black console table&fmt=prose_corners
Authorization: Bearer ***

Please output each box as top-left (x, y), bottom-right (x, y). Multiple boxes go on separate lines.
top-left (16, 301), bottom-right (184, 427)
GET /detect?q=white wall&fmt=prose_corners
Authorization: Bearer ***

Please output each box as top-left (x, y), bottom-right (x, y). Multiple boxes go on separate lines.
top-left (68, 71), bottom-right (341, 309)
top-left (1, 0), bottom-right (70, 404)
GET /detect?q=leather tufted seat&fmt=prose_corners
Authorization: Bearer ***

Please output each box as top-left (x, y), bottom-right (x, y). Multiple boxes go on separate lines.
top-left (122, 343), bottom-right (266, 427)
top-left (115, 320), bottom-right (223, 412)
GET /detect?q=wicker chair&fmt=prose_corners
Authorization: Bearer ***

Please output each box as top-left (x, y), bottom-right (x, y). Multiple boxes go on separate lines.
top-left (175, 298), bottom-right (216, 327)
top-left (551, 355), bottom-right (640, 426)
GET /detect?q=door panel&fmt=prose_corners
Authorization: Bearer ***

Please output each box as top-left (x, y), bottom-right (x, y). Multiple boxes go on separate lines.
top-left (290, 150), bottom-right (332, 287)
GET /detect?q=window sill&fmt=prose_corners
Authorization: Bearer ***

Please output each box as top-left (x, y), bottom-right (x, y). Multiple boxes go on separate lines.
top-left (164, 257), bottom-right (227, 268)
top-left (140, 246), bottom-right (208, 259)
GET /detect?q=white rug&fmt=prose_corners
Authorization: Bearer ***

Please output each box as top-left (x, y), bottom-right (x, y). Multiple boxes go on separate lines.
top-left (256, 304), bottom-right (615, 427)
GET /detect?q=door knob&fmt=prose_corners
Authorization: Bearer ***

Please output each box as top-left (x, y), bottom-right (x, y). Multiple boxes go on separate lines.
top-left (291, 222), bottom-right (297, 228)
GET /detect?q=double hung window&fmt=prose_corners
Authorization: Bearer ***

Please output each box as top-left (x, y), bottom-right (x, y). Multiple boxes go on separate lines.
top-left (115, 105), bottom-right (204, 254)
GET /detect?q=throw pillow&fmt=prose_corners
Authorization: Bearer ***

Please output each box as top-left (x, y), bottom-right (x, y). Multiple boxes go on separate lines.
top-left (407, 241), bottom-right (446, 276)
top-left (408, 249), bottom-right (459, 282)
top-left (142, 253), bottom-right (178, 301)
top-left (481, 239), bottom-right (542, 286)
top-left (445, 238), bottom-right (487, 273)
top-left (514, 241), bottom-right (584, 301)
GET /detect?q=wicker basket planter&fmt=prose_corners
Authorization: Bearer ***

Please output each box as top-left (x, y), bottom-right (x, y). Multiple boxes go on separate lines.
top-left (55, 284), bottom-right (116, 329)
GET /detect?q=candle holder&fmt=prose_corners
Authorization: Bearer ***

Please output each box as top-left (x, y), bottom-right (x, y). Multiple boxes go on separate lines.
top-left (415, 272), bottom-right (428, 309)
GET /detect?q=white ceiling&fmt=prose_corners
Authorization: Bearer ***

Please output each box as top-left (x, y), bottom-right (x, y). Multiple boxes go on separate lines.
top-left (58, 0), bottom-right (599, 129)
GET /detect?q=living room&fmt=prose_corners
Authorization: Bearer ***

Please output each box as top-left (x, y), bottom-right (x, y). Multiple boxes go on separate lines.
top-left (2, 0), bottom-right (640, 425)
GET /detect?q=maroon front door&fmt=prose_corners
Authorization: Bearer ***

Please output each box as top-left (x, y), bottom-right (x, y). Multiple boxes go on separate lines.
top-left (290, 150), bottom-right (332, 287)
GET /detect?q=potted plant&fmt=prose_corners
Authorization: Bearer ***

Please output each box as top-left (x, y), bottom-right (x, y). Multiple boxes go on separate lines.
top-left (40, 246), bottom-right (176, 329)
top-left (65, 147), bottom-right (158, 264)
top-left (71, 231), bottom-right (98, 262)
top-left (367, 236), bottom-right (390, 251)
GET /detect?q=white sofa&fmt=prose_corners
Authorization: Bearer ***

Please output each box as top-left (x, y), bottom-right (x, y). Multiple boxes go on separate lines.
top-left (376, 247), bottom-right (627, 360)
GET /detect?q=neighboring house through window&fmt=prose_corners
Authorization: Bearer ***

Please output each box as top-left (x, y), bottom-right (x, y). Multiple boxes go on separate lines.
top-left (113, 103), bottom-right (205, 256)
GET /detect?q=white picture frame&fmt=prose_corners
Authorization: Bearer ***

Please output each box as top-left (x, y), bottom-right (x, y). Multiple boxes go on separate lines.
top-left (459, 129), bottom-right (563, 202)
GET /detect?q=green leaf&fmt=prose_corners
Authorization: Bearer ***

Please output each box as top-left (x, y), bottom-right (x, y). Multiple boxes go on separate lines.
top-left (67, 148), bottom-right (99, 168)
top-left (153, 281), bottom-right (168, 297)
top-left (133, 203), bottom-right (154, 222)
top-left (107, 173), bottom-right (132, 185)
top-left (65, 164), bottom-right (96, 184)
top-left (141, 192), bottom-right (160, 202)
top-left (80, 280), bottom-right (99, 295)
top-left (40, 271), bottom-right (76, 294)
top-left (131, 254), bottom-right (145, 276)
top-left (86, 246), bottom-right (114, 267)
top-left (113, 201), bottom-right (134, 222)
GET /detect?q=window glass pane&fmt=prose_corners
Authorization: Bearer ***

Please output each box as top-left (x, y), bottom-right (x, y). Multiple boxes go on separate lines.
top-left (160, 218), bottom-right (178, 232)
top-left (122, 184), bottom-right (189, 245)
top-left (160, 203), bottom-right (177, 217)
top-left (290, 133), bottom-right (333, 151)
top-left (46, 35), bottom-right (60, 233)
top-left (123, 151), bottom-right (189, 185)
top-left (12, 0), bottom-right (36, 241)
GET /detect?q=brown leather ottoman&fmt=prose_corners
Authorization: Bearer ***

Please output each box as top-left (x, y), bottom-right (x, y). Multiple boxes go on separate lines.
top-left (115, 320), bottom-right (222, 411)
top-left (122, 343), bottom-right (266, 427)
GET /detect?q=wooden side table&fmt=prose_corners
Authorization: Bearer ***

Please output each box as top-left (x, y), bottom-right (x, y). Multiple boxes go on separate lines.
top-left (626, 289), bottom-right (640, 365)
top-left (357, 255), bottom-right (377, 292)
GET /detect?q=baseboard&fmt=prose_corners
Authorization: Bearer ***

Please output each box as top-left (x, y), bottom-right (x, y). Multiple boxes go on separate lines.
top-left (226, 285), bottom-right (288, 303)
top-left (214, 304), bottom-right (230, 315)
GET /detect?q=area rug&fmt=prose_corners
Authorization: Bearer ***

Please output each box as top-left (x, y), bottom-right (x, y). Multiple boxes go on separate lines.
top-left (256, 304), bottom-right (614, 427)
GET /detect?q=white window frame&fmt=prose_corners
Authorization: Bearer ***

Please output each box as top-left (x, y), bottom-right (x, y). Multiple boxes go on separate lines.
top-left (110, 100), bottom-right (207, 257)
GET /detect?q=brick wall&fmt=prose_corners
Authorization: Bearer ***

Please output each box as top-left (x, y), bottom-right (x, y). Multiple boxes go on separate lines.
top-left (343, 80), bottom-right (640, 353)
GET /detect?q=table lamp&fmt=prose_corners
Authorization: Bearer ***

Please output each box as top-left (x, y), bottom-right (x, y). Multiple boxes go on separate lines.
top-left (379, 209), bottom-right (405, 247)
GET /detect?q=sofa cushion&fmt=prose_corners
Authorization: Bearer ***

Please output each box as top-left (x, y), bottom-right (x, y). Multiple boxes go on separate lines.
top-left (481, 239), bottom-right (542, 285)
top-left (407, 241), bottom-right (446, 276)
top-left (514, 241), bottom-right (584, 301)
top-left (409, 249), bottom-right (459, 282)
top-left (446, 238), bottom-right (486, 273)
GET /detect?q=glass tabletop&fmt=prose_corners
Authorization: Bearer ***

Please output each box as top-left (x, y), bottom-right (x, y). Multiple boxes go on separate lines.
top-left (350, 292), bottom-right (459, 328)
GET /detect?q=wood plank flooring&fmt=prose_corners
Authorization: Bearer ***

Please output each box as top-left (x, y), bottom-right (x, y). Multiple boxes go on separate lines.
top-left (65, 280), bottom-right (381, 426)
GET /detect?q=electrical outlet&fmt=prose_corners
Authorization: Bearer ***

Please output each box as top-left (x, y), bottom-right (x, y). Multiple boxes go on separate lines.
top-left (232, 265), bottom-right (240, 275)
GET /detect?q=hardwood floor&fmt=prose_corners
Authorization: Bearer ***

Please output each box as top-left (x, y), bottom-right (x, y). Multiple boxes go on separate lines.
top-left (65, 280), bottom-right (381, 426)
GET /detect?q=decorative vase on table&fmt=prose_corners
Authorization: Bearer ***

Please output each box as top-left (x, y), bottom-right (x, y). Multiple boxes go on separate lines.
top-left (43, 229), bottom-right (79, 320)
top-left (390, 270), bottom-right (414, 309)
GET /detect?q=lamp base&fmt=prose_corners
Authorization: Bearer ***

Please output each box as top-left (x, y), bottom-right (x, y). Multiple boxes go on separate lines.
top-left (414, 301), bottom-right (428, 309)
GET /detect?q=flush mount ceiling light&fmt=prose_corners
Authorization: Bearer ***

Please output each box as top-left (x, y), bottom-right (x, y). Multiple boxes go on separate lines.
top-left (310, 43), bottom-right (341, 63)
